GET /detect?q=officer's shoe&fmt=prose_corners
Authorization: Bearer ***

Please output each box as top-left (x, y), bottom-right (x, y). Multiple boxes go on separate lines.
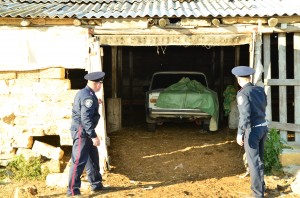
top-left (66, 194), bottom-right (84, 197)
top-left (91, 185), bottom-right (110, 194)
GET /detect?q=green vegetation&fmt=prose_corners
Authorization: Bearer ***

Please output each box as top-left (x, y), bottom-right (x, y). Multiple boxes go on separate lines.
top-left (264, 128), bottom-right (290, 175)
top-left (1, 155), bottom-right (46, 180)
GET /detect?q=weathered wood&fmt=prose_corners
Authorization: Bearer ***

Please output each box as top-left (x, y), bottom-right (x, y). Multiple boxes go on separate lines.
top-left (181, 18), bottom-right (211, 27)
top-left (111, 47), bottom-right (117, 98)
top-left (249, 33), bottom-right (255, 69)
top-left (97, 34), bottom-right (252, 46)
top-left (89, 39), bottom-right (110, 174)
top-left (269, 121), bottom-right (300, 132)
top-left (268, 18), bottom-right (278, 27)
top-left (106, 98), bottom-right (122, 133)
top-left (20, 19), bottom-right (30, 27)
top-left (0, 18), bottom-right (74, 25)
top-left (222, 17), bottom-right (268, 25)
top-left (129, 49), bottom-right (133, 105)
top-left (0, 72), bottom-right (16, 80)
top-left (294, 33), bottom-right (300, 144)
top-left (93, 23), bottom-right (300, 34)
top-left (278, 33), bottom-right (287, 142)
top-left (264, 79), bottom-right (300, 86)
top-left (101, 18), bottom-right (148, 29)
top-left (117, 47), bottom-right (123, 97)
top-left (253, 33), bottom-right (264, 87)
top-left (158, 18), bottom-right (169, 27)
top-left (263, 34), bottom-right (272, 121)
top-left (73, 19), bottom-right (81, 26)
top-left (220, 16), bottom-right (300, 25)
top-left (235, 46), bottom-right (240, 66)
top-left (212, 18), bottom-right (220, 27)
top-left (220, 47), bottom-right (224, 124)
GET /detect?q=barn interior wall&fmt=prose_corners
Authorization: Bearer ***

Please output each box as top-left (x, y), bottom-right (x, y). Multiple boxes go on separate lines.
top-left (101, 45), bottom-right (249, 127)
top-left (99, 33), bottom-right (295, 129)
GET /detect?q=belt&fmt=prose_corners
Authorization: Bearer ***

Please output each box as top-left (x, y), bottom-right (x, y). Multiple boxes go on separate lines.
top-left (252, 121), bottom-right (268, 128)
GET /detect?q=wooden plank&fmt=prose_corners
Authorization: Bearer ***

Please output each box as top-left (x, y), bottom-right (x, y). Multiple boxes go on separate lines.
top-left (101, 18), bottom-right (148, 29)
top-left (222, 16), bottom-right (300, 25)
top-left (249, 33), bottom-right (255, 69)
top-left (294, 33), bottom-right (300, 144)
top-left (93, 23), bottom-right (300, 35)
top-left (278, 33), bottom-right (287, 142)
top-left (269, 121), bottom-right (300, 132)
top-left (222, 17), bottom-right (268, 24)
top-left (253, 33), bottom-right (264, 86)
top-left (235, 46), bottom-right (240, 66)
top-left (97, 34), bottom-right (252, 46)
top-left (263, 34), bottom-right (272, 121)
top-left (0, 18), bottom-right (79, 26)
top-left (181, 18), bottom-right (211, 27)
top-left (111, 46), bottom-right (117, 98)
top-left (0, 71), bottom-right (16, 80)
top-left (89, 40), bottom-right (109, 174)
top-left (117, 47), bottom-right (123, 97)
top-left (264, 79), bottom-right (300, 86)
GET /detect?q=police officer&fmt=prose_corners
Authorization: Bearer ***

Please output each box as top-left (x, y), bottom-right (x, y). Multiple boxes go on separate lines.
top-left (67, 71), bottom-right (105, 197)
top-left (231, 66), bottom-right (268, 198)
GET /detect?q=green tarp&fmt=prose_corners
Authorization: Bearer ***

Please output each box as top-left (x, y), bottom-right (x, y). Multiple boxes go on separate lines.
top-left (223, 85), bottom-right (237, 116)
top-left (156, 77), bottom-right (219, 122)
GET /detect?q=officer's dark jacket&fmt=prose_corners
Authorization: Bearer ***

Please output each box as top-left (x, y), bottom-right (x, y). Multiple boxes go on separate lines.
top-left (237, 82), bottom-right (267, 135)
top-left (71, 86), bottom-right (100, 138)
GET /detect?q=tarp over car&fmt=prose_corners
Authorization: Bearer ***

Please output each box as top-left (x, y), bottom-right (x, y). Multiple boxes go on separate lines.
top-left (156, 77), bottom-right (219, 124)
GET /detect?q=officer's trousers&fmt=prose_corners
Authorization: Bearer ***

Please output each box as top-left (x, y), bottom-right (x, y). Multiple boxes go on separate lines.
top-left (244, 126), bottom-right (268, 198)
top-left (67, 127), bottom-right (103, 196)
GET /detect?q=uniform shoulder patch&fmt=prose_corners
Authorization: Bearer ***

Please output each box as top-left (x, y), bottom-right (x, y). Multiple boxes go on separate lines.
top-left (237, 96), bottom-right (243, 105)
top-left (84, 99), bottom-right (93, 108)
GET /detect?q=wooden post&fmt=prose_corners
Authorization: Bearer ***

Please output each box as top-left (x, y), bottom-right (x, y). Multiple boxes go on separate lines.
top-left (117, 47), bottom-right (123, 97)
top-left (89, 39), bottom-right (109, 174)
top-left (235, 46), bottom-right (240, 66)
top-left (278, 33), bottom-right (287, 142)
top-left (107, 46), bottom-right (122, 132)
top-left (294, 33), bottom-right (300, 145)
top-left (263, 34), bottom-right (272, 122)
top-left (249, 32), bottom-right (255, 70)
top-left (129, 48), bottom-right (133, 116)
top-left (219, 47), bottom-right (224, 127)
top-left (253, 33), bottom-right (264, 87)
top-left (111, 47), bottom-right (117, 98)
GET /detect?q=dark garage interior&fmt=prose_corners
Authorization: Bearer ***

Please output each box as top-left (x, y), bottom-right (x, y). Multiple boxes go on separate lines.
top-left (102, 45), bottom-right (250, 129)
top-left (67, 33), bottom-right (296, 140)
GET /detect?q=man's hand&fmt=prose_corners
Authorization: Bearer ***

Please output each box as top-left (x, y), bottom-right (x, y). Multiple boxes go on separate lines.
top-left (98, 98), bottom-right (103, 104)
top-left (92, 136), bottom-right (100, 147)
top-left (236, 134), bottom-right (244, 146)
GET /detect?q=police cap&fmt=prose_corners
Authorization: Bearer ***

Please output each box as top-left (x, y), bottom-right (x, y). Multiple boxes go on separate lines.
top-left (231, 66), bottom-right (255, 77)
top-left (84, 71), bottom-right (105, 82)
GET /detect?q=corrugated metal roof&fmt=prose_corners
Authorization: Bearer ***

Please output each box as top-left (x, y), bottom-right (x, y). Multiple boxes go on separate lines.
top-left (0, 0), bottom-right (300, 19)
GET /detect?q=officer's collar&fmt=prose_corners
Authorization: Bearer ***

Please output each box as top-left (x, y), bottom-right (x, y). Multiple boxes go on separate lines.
top-left (85, 85), bottom-right (95, 94)
top-left (242, 82), bottom-right (253, 89)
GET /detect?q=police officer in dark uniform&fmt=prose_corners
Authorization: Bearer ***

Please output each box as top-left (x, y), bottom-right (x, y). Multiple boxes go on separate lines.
top-left (67, 71), bottom-right (105, 197)
top-left (231, 66), bottom-right (268, 198)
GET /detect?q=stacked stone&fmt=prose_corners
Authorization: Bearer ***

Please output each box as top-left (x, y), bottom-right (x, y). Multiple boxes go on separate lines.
top-left (0, 68), bottom-right (76, 171)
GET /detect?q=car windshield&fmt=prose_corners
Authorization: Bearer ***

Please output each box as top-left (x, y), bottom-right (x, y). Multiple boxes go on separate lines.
top-left (150, 73), bottom-right (207, 90)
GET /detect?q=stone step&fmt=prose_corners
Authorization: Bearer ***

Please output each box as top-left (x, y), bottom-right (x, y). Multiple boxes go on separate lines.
top-left (280, 145), bottom-right (300, 166)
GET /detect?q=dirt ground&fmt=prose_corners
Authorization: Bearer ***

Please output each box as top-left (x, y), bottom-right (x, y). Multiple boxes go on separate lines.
top-left (0, 116), bottom-right (299, 198)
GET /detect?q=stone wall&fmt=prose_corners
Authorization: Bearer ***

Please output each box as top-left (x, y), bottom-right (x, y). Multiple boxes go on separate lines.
top-left (0, 68), bottom-right (77, 166)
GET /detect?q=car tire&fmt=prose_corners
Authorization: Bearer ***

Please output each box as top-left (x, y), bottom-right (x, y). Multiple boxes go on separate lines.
top-left (147, 123), bottom-right (156, 132)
